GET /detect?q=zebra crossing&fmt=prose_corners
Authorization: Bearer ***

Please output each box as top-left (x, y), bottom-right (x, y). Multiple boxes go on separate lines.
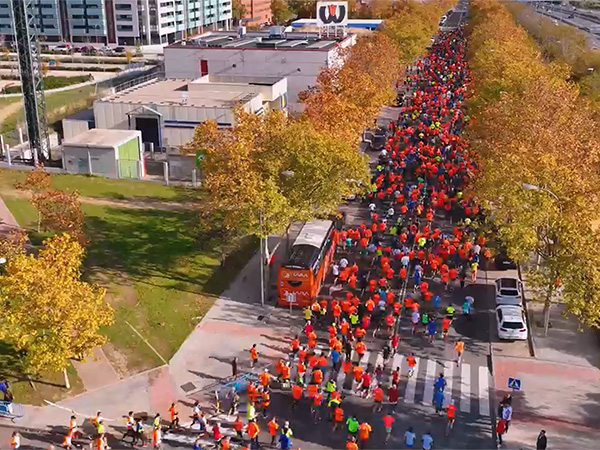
top-left (306, 347), bottom-right (492, 418)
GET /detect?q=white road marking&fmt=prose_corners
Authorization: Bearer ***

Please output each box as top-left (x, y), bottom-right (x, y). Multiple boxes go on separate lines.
top-left (422, 359), bottom-right (437, 405)
top-left (479, 365), bottom-right (490, 416)
top-left (444, 363), bottom-right (453, 406)
top-left (460, 362), bottom-right (471, 413)
top-left (404, 356), bottom-right (420, 404)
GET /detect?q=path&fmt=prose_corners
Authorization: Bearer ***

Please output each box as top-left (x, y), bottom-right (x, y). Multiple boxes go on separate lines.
top-left (0, 100), bottom-right (23, 126)
top-left (1, 189), bottom-right (196, 211)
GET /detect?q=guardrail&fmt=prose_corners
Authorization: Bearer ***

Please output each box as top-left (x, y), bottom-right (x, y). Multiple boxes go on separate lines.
top-left (113, 71), bottom-right (164, 93)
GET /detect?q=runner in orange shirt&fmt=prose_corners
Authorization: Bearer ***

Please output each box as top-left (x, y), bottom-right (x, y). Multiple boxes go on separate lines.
top-left (359, 422), bottom-right (372, 448)
top-left (355, 341), bottom-right (367, 363)
top-left (249, 344), bottom-right (259, 368)
top-left (333, 405), bottom-right (344, 431)
top-left (373, 384), bottom-right (384, 413)
top-left (267, 417), bottom-right (278, 446)
top-left (346, 436), bottom-right (359, 450)
top-left (407, 353), bottom-right (417, 378)
top-left (291, 383), bottom-right (303, 409)
top-left (446, 400), bottom-right (457, 435)
top-left (259, 369), bottom-right (271, 388)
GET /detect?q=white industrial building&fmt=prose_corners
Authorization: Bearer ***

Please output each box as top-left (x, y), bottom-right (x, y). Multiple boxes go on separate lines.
top-left (91, 73), bottom-right (287, 150)
top-left (163, 28), bottom-right (356, 112)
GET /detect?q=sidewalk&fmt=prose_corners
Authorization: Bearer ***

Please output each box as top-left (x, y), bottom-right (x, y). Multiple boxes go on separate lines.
top-left (490, 267), bottom-right (600, 449)
top-left (11, 226), bottom-right (302, 434)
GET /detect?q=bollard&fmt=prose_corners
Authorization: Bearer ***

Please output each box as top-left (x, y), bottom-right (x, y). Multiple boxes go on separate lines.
top-left (87, 150), bottom-right (93, 175)
top-left (0, 135), bottom-right (4, 158)
top-left (5, 144), bottom-right (11, 165)
top-left (192, 169), bottom-right (197, 187)
top-left (149, 142), bottom-right (154, 159)
top-left (18, 128), bottom-right (23, 144)
top-left (163, 161), bottom-right (169, 186)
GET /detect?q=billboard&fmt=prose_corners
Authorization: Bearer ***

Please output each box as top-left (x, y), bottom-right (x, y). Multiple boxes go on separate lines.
top-left (316, 1), bottom-right (349, 27)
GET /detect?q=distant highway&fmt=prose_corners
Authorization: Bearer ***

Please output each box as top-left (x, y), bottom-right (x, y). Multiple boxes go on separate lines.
top-left (533, 4), bottom-right (600, 49)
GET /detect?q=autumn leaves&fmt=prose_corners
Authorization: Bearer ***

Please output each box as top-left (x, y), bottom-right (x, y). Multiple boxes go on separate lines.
top-left (467, 1), bottom-right (600, 329)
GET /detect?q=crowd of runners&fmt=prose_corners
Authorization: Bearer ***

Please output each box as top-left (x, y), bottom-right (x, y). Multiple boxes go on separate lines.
top-left (9, 21), bottom-right (501, 450)
top-left (232, 25), bottom-right (485, 450)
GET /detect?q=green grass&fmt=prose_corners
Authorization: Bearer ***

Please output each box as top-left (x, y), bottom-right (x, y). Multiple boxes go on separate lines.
top-left (0, 85), bottom-right (97, 137)
top-left (0, 168), bottom-right (190, 202)
top-left (0, 341), bottom-right (84, 406)
top-left (3, 198), bottom-right (257, 375)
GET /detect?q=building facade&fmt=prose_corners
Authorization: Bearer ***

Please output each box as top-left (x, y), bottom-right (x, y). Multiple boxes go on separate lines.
top-left (241, 0), bottom-right (271, 25)
top-left (163, 29), bottom-right (356, 112)
top-left (0, 0), bottom-right (232, 45)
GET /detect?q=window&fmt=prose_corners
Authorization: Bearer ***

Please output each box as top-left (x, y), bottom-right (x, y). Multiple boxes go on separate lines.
top-left (115, 4), bottom-right (132, 10)
top-left (0, 13), bottom-right (9, 19)
top-left (117, 24), bottom-right (133, 31)
top-left (116, 14), bottom-right (132, 21)
top-left (0, 4), bottom-right (9, 8)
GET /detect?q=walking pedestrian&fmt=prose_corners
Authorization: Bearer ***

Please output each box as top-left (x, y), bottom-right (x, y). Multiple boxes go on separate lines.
top-left (246, 419), bottom-right (260, 449)
top-left (267, 417), bottom-right (279, 446)
top-left (231, 357), bottom-right (238, 377)
top-left (359, 421), bottom-right (372, 448)
top-left (346, 415), bottom-right (359, 437)
top-left (496, 418), bottom-right (506, 446)
top-left (536, 430), bottom-right (547, 450)
top-left (502, 402), bottom-right (513, 433)
top-left (10, 431), bottom-right (20, 450)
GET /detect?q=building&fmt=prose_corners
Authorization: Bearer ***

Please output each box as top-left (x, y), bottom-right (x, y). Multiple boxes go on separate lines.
top-left (91, 73), bottom-right (287, 150)
top-left (291, 18), bottom-right (383, 30)
top-left (240, 0), bottom-right (270, 25)
top-left (61, 128), bottom-right (144, 179)
top-left (163, 28), bottom-right (356, 112)
top-left (0, 0), bottom-right (233, 45)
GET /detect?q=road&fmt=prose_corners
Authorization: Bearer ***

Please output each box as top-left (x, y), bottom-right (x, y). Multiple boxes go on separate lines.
top-left (534, 4), bottom-right (600, 49)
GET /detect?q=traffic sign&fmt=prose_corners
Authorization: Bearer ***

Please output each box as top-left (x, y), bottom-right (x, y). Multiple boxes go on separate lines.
top-left (195, 150), bottom-right (205, 167)
top-left (508, 377), bottom-right (521, 391)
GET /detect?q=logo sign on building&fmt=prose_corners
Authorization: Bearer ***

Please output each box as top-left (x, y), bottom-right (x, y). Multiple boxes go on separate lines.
top-left (316, 1), bottom-right (348, 27)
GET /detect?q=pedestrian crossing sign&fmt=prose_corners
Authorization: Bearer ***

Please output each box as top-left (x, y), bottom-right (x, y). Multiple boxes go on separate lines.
top-left (508, 377), bottom-right (521, 391)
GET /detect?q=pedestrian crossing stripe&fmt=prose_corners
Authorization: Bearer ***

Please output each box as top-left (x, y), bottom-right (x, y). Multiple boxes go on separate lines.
top-left (289, 351), bottom-right (491, 417)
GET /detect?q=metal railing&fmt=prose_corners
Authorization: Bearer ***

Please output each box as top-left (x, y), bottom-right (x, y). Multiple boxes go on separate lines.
top-left (113, 71), bottom-right (164, 93)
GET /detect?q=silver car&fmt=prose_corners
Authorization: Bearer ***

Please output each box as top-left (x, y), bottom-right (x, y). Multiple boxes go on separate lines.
top-left (495, 277), bottom-right (523, 306)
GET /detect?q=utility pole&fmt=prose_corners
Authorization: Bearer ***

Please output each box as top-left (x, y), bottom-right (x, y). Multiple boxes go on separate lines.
top-left (12, 0), bottom-right (50, 165)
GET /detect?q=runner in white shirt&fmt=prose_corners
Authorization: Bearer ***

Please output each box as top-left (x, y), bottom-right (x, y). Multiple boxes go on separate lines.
top-left (339, 258), bottom-right (349, 269)
top-left (411, 310), bottom-right (420, 335)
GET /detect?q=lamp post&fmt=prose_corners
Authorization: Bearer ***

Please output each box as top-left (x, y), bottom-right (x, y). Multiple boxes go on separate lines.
top-left (522, 183), bottom-right (561, 337)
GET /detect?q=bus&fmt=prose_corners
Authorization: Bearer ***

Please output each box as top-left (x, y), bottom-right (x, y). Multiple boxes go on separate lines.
top-left (278, 219), bottom-right (338, 308)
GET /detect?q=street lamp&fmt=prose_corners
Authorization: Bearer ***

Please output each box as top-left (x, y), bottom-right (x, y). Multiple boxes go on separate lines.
top-left (522, 183), bottom-right (560, 203)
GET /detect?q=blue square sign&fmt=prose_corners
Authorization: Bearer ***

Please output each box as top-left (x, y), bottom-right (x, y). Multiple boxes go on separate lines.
top-left (508, 377), bottom-right (521, 391)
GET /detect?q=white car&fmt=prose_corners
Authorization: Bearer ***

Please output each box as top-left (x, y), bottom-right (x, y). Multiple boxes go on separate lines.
top-left (496, 305), bottom-right (528, 340)
top-left (495, 277), bottom-right (523, 306)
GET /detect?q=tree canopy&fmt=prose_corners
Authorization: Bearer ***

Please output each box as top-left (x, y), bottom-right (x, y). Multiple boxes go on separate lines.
top-left (0, 234), bottom-right (114, 376)
top-left (468, 0), bottom-right (600, 330)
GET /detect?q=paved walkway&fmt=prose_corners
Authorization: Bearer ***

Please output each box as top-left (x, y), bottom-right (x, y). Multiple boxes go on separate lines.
top-left (490, 266), bottom-right (600, 449)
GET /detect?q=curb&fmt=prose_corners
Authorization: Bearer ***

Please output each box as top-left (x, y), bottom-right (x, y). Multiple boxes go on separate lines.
top-left (517, 263), bottom-right (537, 358)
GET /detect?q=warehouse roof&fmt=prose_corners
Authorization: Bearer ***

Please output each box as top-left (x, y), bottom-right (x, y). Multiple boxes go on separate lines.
top-left (168, 29), bottom-right (352, 51)
top-left (291, 19), bottom-right (383, 30)
top-left (62, 129), bottom-right (140, 148)
top-left (98, 78), bottom-right (264, 108)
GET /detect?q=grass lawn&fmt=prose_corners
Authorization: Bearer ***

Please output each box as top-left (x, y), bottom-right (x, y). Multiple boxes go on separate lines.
top-left (0, 341), bottom-right (84, 406)
top-left (0, 168), bottom-right (191, 202)
top-left (0, 85), bottom-right (97, 138)
top-left (3, 196), bottom-right (257, 376)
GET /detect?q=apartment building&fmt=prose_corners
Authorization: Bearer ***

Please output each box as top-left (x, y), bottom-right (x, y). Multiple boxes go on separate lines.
top-left (0, 0), bottom-right (232, 46)
top-left (241, 0), bottom-right (271, 25)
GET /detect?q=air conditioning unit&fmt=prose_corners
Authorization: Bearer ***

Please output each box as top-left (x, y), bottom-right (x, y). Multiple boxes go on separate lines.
top-left (269, 26), bottom-right (286, 38)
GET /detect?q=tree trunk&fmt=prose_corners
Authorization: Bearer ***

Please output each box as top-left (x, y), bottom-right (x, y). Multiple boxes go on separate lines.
top-left (63, 367), bottom-right (70, 389)
top-left (542, 285), bottom-right (553, 337)
top-left (37, 211), bottom-right (41, 233)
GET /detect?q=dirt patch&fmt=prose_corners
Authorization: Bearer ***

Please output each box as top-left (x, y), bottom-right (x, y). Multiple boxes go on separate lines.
top-left (91, 269), bottom-right (138, 307)
top-left (102, 343), bottom-right (130, 378)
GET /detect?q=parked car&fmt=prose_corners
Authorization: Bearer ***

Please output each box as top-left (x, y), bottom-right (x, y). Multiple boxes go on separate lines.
top-left (363, 127), bottom-right (388, 152)
top-left (53, 43), bottom-right (72, 54)
top-left (495, 277), bottom-right (523, 306)
top-left (494, 248), bottom-right (517, 270)
top-left (98, 46), bottom-right (113, 55)
top-left (113, 46), bottom-right (126, 54)
top-left (496, 305), bottom-right (528, 340)
top-left (79, 46), bottom-right (98, 55)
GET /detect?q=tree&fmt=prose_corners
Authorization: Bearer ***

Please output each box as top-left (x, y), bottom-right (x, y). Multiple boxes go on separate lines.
top-left (15, 165), bottom-right (86, 243)
top-left (468, 0), bottom-right (600, 332)
top-left (271, 0), bottom-right (294, 24)
top-left (0, 234), bottom-right (114, 387)
top-left (289, 0), bottom-right (316, 19)
top-left (232, 0), bottom-right (248, 24)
